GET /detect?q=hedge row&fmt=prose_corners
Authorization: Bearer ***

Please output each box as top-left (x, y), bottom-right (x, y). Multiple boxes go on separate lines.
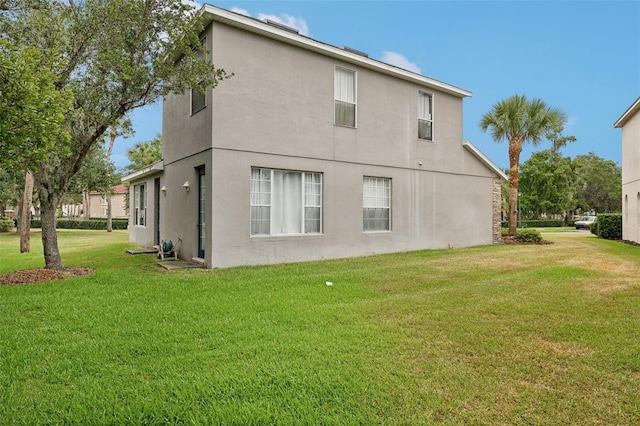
top-left (25, 218), bottom-right (129, 230)
top-left (591, 214), bottom-right (622, 240)
top-left (502, 219), bottom-right (575, 228)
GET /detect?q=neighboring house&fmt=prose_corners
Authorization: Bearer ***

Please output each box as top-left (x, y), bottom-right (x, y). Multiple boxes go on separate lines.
top-left (88, 184), bottom-right (128, 219)
top-left (123, 4), bottom-right (507, 268)
top-left (615, 96), bottom-right (640, 243)
top-left (59, 184), bottom-right (128, 219)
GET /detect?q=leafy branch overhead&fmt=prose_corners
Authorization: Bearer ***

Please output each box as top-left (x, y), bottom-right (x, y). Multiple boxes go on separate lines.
top-left (0, 0), bottom-right (232, 269)
top-left (0, 40), bottom-right (72, 169)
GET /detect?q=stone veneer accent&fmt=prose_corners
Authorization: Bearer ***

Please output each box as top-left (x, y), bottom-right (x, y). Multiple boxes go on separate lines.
top-left (492, 177), bottom-right (503, 243)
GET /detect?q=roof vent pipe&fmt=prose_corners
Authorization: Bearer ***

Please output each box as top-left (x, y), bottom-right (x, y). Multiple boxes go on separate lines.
top-left (341, 46), bottom-right (368, 57)
top-left (264, 19), bottom-right (300, 34)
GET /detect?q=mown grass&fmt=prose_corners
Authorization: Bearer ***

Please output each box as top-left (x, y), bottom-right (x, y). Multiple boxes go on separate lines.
top-left (1, 230), bottom-right (639, 424)
top-left (535, 226), bottom-right (582, 233)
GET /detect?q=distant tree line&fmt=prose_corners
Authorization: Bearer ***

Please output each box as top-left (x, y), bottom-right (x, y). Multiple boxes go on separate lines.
top-left (508, 151), bottom-right (621, 221)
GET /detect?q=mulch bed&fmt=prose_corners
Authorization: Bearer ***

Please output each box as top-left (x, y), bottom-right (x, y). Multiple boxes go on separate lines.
top-left (0, 267), bottom-right (95, 286)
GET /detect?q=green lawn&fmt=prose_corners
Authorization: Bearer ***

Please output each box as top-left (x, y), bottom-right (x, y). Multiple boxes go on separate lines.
top-left (534, 226), bottom-right (583, 233)
top-left (1, 230), bottom-right (639, 425)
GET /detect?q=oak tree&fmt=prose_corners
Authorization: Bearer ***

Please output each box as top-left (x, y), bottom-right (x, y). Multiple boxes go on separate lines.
top-left (1, 0), bottom-right (230, 269)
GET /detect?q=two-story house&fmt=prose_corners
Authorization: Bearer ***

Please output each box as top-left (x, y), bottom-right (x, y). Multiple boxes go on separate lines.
top-left (615, 96), bottom-right (640, 243)
top-left (123, 4), bottom-right (506, 268)
top-left (88, 184), bottom-right (128, 219)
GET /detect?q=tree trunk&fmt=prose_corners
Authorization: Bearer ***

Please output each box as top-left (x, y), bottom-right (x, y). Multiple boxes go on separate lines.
top-left (106, 194), bottom-right (113, 232)
top-left (106, 127), bottom-right (116, 233)
top-left (38, 184), bottom-right (63, 270)
top-left (19, 171), bottom-right (34, 253)
top-left (83, 190), bottom-right (90, 220)
top-left (14, 186), bottom-right (23, 233)
top-left (507, 137), bottom-right (522, 237)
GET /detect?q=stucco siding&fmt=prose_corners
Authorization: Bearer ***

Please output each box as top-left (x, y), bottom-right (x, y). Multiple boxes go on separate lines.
top-left (621, 107), bottom-right (640, 242)
top-left (209, 22), bottom-right (466, 174)
top-left (153, 6), bottom-right (504, 268)
top-left (207, 149), bottom-right (494, 268)
top-left (127, 175), bottom-right (160, 249)
top-left (162, 25), bottom-right (214, 166)
top-left (161, 151), bottom-right (212, 263)
top-left (88, 193), bottom-right (127, 219)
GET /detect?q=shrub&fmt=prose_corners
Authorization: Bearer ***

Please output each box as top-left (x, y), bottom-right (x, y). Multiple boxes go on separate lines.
top-left (515, 228), bottom-right (543, 243)
top-left (27, 218), bottom-right (128, 230)
top-left (520, 220), bottom-right (564, 228)
top-left (596, 214), bottom-right (622, 240)
top-left (0, 216), bottom-right (14, 232)
top-left (502, 220), bottom-right (567, 228)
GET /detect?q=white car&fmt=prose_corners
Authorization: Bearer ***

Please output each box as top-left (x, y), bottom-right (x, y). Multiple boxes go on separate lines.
top-left (575, 216), bottom-right (596, 229)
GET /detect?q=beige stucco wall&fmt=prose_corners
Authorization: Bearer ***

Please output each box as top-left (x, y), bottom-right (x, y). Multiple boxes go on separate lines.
top-left (208, 23), bottom-right (470, 174)
top-left (158, 151), bottom-right (211, 261)
top-left (127, 175), bottom-right (161, 249)
top-left (201, 149), bottom-right (495, 268)
top-left (621, 107), bottom-right (640, 242)
top-left (88, 193), bottom-right (127, 219)
top-left (162, 24), bottom-right (214, 167)
top-left (158, 17), bottom-right (499, 268)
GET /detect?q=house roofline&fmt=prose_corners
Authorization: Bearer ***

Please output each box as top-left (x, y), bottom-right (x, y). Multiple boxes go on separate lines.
top-left (198, 4), bottom-right (472, 99)
top-left (121, 160), bottom-right (164, 183)
top-left (462, 141), bottom-right (508, 181)
top-left (614, 96), bottom-right (640, 128)
top-left (89, 184), bottom-right (127, 195)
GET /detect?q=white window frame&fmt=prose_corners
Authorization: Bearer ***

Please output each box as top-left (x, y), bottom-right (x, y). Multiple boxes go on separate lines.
top-left (334, 66), bottom-right (357, 128)
top-left (250, 167), bottom-right (323, 236)
top-left (363, 176), bottom-right (391, 232)
top-left (134, 183), bottom-right (147, 227)
top-left (418, 91), bottom-right (433, 141)
top-left (191, 37), bottom-right (207, 115)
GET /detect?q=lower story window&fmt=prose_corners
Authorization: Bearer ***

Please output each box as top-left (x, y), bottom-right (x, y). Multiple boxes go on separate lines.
top-left (363, 176), bottom-right (391, 231)
top-left (250, 168), bottom-right (322, 236)
top-left (134, 183), bottom-right (147, 226)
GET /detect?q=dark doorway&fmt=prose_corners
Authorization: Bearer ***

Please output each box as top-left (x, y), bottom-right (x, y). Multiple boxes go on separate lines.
top-left (154, 178), bottom-right (161, 246)
top-left (197, 167), bottom-right (205, 259)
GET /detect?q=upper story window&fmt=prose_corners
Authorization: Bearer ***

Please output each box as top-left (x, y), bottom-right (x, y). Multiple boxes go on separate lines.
top-left (191, 38), bottom-right (207, 115)
top-left (191, 87), bottom-right (206, 115)
top-left (334, 66), bottom-right (356, 127)
top-left (418, 91), bottom-right (433, 140)
top-left (134, 183), bottom-right (147, 227)
top-left (250, 168), bottom-right (323, 236)
top-left (363, 176), bottom-right (391, 232)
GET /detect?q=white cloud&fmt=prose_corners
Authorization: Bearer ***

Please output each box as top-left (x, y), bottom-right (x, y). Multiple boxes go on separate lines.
top-left (182, 0), bottom-right (201, 10)
top-left (256, 13), bottom-right (310, 36)
top-left (380, 51), bottom-right (421, 74)
top-left (231, 7), bottom-right (251, 17)
top-left (227, 7), bottom-right (310, 36)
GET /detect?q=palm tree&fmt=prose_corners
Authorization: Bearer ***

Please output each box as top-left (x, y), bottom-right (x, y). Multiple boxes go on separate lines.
top-left (480, 94), bottom-right (567, 237)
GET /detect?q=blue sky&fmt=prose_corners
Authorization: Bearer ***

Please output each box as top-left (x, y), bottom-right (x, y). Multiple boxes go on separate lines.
top-left (117, 0), bottom-right (640, 172)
